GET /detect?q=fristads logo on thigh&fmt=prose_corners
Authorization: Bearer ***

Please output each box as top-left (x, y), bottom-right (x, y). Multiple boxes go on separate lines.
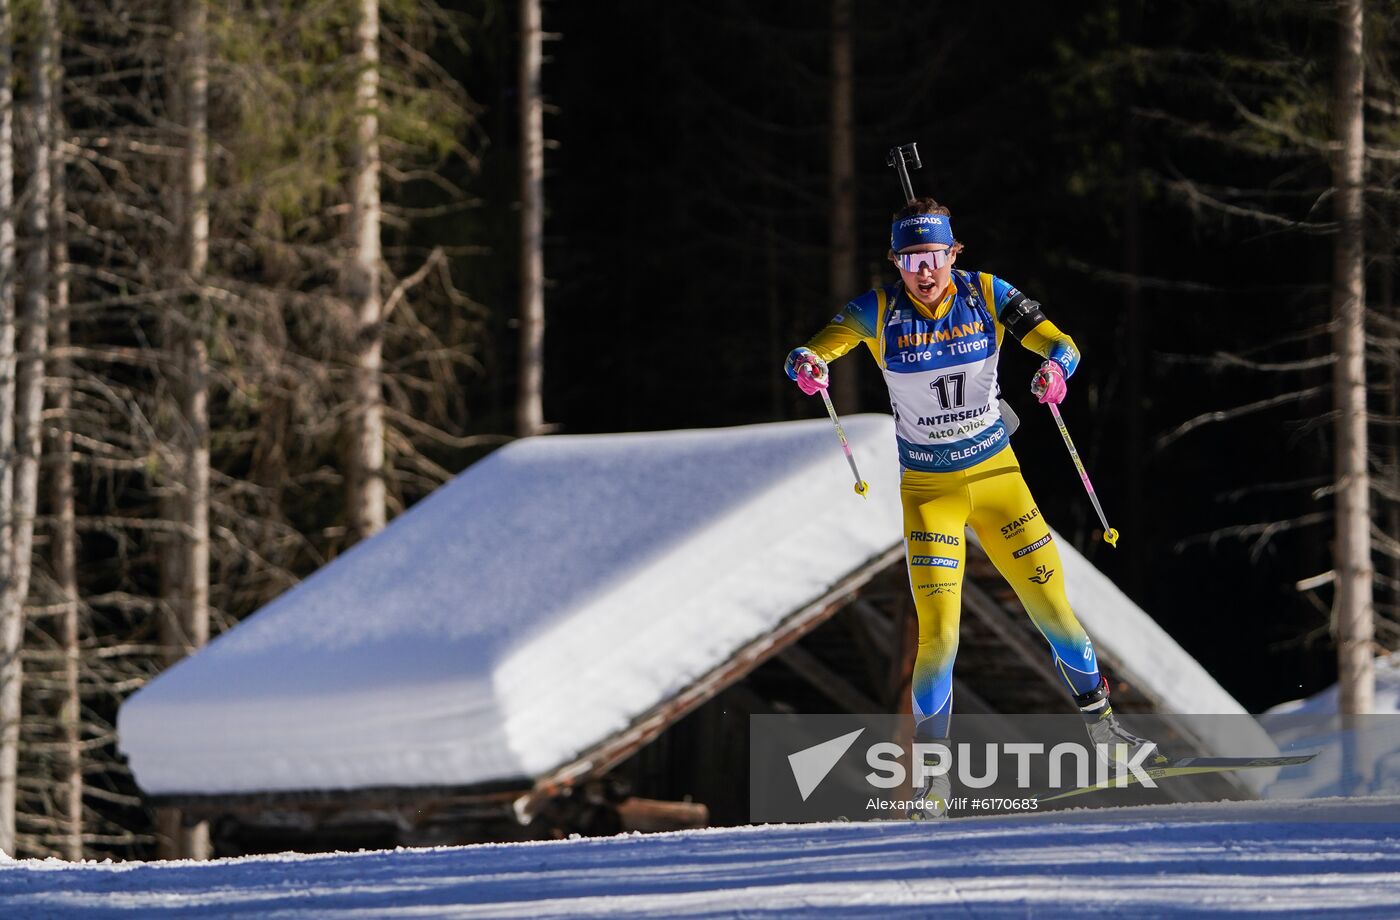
top-left (909, 531), bottom-right (960, 546)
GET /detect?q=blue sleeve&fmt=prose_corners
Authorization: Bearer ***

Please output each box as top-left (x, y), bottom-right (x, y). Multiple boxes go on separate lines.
top-left (989, 275), bottom-right (1023, 320)
top-left (786, 289), bottom-right (882, 378)
top-left (833, 290), bottom-right (880, 340)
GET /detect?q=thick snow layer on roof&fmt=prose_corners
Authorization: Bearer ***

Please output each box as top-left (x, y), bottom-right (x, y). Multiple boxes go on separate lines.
top-left (119, 417), bottom-right (904, 795)
top-left (118, 417), bottom-right (1249, 797)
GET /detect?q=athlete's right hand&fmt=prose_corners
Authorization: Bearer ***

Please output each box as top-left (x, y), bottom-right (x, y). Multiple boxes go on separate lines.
top-left (785, 348), bottom-right (829, 396)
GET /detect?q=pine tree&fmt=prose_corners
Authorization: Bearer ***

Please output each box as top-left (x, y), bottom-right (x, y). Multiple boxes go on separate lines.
top-left (517, 0), bottom-right (545, 437)
top-left (0, 0), bottom-right (18, 859)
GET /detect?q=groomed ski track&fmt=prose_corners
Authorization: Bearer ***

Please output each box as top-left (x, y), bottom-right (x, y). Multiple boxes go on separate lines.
top-left (3, 799), bottom-right (1399, 918)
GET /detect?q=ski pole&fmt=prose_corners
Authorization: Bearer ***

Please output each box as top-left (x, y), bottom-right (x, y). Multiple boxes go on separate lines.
top-left (818, 388), bottom-right (870, 498)
top-left (1047, 403), bottom-right (1120, 547)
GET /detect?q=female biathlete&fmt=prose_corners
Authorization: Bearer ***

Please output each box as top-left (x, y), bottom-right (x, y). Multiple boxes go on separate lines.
top-left (785, 198), bottom-right (1162, 818)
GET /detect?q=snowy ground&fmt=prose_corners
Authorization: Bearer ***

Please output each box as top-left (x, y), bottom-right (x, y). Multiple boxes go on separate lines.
top-left (4, 800), bottom-right (1400, 918)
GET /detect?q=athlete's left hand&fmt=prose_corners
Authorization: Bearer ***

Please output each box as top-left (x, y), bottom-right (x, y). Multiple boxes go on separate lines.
top-left (794, 359), bottom-right (829, 397)
top-left (1032, 361), bottom-right (1066, 405)
top-left (785, 347), bottom-right (830, 397)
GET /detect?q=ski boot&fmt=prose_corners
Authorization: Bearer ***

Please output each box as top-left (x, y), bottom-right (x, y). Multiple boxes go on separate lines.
top-left (907, 744), bottom-right (952, 820)
top-left (1075, 677), bottom-right (1169, 767)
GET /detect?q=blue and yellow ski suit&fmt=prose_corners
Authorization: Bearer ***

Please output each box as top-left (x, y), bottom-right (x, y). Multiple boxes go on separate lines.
top-left (792, 269), bottom-right (1100, 739)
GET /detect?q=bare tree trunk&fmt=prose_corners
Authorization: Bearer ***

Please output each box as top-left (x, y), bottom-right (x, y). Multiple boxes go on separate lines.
top-left (1, 0), bottom-right (55, 855)
top-left (183, 0), bottom-right (210, 655)
top-left (183, 0), bottom-right (210, 643)
top-left (828, 0), bottom-right (858, 410)
top-left (1332, 0), bottom-right (1374, 716)
top-left (181, 337), bottom-right (208, 659)
top-left (154, 345), bottom-right (212, 864)
top-left (517, 0), bottom-right (545, 437)
top-left (0, 0), bottom-right (17, 859)
top-left (50, 246), bottom-right (80, 865)
top-left (347, 0), bottom-right (386, 538)
top-left (46, 2), bottom-right (81, 860)
top-left (155, 0), bottom-right (212, 861)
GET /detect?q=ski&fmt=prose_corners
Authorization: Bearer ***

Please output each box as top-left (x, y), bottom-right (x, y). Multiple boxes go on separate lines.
top-left (1037, 753), bottom-right (1318, 803)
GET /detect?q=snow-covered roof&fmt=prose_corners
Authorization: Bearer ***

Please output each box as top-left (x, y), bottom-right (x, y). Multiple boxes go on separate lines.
top-left (118, 418), bottom-right (903, 795)
top-left (118, 416), bottom-right (1250, 798)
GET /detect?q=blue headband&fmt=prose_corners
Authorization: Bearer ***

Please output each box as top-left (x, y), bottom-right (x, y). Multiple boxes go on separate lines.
top-left (890, 213), bottom-right (955, 252)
